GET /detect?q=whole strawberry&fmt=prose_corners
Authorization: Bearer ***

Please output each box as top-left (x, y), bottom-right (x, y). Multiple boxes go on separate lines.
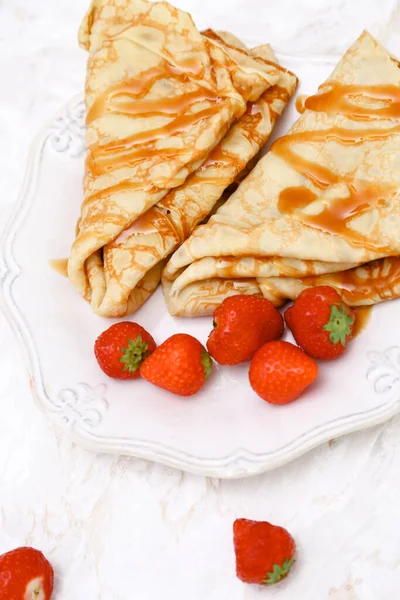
top-left (94, 322), bottom-right (156, 379)
top-left (140, 333), bottom-right (212, 396)
top-left (207, 295), bottom-right (284, 365)
top-left (249, 340), bottom-right (318, 404)
top-left (0, 546), bottom-right (54, 599)
top-left (285, 286), bottom-right (356, 360)
top-left (233, 519), bottom-right (296, 585)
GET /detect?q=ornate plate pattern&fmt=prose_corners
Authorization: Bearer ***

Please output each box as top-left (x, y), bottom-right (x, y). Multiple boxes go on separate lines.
top-left (1, 58), bottom-right (400, 479)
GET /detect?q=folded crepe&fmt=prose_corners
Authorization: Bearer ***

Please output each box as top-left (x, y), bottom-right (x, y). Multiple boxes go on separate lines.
top-left (253, 256), bottom-right (400, 306)
top-left (93, 38), bottom-right (298, 317)
top-left (68, 0), bottom-right (282, 315)
top-left (162, 31), bottom-right (400, 316)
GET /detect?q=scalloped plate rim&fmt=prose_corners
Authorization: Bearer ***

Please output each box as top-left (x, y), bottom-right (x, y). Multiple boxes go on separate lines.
top-left (1, 93), bottom-right (400, 479)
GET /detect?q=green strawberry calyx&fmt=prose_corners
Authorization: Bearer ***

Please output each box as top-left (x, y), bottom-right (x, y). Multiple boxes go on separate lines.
top-left (201, 350), bottom-right (213, 379)
top-left (262, 557), bottom-right (295, 585)
top-left (322, 303), bottom-right (354, 347)
top-left (119, 335), bottom-right (150, 373)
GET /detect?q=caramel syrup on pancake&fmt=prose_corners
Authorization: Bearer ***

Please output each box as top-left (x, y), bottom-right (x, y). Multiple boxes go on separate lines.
top-left (275, 81), bottom-right (400, 250)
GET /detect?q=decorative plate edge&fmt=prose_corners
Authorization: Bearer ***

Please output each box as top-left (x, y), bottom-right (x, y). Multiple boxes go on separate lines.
top-left (1, 95), bottom-right (400, 479)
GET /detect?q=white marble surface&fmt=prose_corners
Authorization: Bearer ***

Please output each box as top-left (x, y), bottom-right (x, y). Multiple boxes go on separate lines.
top-left (1, 0), bottom-right (400, 598)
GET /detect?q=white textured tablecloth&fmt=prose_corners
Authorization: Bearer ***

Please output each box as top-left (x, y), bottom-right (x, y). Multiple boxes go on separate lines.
top-left (1, 1), bottom-right (400, 598)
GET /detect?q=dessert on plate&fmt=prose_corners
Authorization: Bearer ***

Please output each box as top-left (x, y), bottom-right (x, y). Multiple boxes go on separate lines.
top-left (67, 0), bottom-right (295, 317)
top-left (162, 31), bottom-right (400, 315)
top-left (65, 0), bottom-right (400, 322)
top-left (100, 37), bottom-right (297, 317)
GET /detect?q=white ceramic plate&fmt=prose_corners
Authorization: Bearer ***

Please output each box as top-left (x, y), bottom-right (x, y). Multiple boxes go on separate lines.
top-left (2, 54), bottom-right (400, 479)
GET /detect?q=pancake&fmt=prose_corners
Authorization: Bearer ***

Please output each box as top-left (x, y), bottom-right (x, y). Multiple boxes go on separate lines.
top-left (162, 31), bottom-right (400, 316)
top-left (68, 0), bottom-right (280, 315)
top-left (94, 40), bottom-right (297, 317)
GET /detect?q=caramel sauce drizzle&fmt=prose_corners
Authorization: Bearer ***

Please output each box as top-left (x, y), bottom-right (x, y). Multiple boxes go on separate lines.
top-left (275, 81), bottom-right (400, 248)
top-left (86, 104), bottom-right (221, 179)
top-left (295, 94), bottom-right (307, 114)
top-left (198, 146), bottom-right (237, 172)
top-left (85, 60), bottom-right (225, 184)
top-left (114, 207), bottom-right (171, 244)
top-left (106, 75), bottom-right (292, 249)
top-left (82, 180), bottom-right (158, 210)
top-left (87, 69), bottom-right (219, 125)
top-left (112, 88), bottom-right (220, 117)
top-left (278, 186), bottom-right (316, 212)
top-left (86, 58), bottom-right (207, 124)
top-left (352, 306), bottom-right (372, 337)
top-left (87, 65), bottom-right (171, 124)
top-left (303, 257), bottom-right (400, 304)
top-left (304, 84), bottom-right (400, 120)
top-left (83, 30), bottom-right (286, 217)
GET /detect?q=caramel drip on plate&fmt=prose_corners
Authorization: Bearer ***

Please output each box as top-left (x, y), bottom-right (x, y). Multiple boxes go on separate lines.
top-left (352, 306), bottom-right (372, 337)
top-left (49, 258), bottom-right (69, 277)
top-left (275, 82), bottom-right (400, 250)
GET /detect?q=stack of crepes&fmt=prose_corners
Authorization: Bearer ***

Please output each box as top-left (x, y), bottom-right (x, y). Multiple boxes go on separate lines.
top-left (67, 0), bottom-right (298, 317)
top-left (163, 31), bottom-right (400, 316)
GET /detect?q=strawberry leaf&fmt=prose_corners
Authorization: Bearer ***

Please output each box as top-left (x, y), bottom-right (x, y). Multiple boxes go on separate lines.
top-left (119, 335), bottom-right (150, 373)
top-left (201, 350), bottom-right (213, 379)
top-left (262, 557), bottom-right (295, 585)
top-left (322, 303), bottom-right (354, 346)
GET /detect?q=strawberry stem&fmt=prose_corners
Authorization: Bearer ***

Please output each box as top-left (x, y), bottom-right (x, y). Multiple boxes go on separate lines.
top-left (119, 335), bottom-right (150, 374)
top-left (322, 303), bottom-right (354, 346)
top-left (201, 350), bottom-right (213, 379)
top-left (262, 557), bottom-right (295, 585)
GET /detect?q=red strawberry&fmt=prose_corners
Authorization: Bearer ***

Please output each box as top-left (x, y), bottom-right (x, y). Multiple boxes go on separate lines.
top-left (207, 295), bottom-right (284, 365)
top-left (285, 286), bottom-right (356, 360)
top-left (94, 322), bottom-right (156, 379)
top-left (249, 340), bottom-right (318, 404)
top-left (233, 518), bottom-right (296, 585)
top-left (0, 546), bottom-right (54, 599)
top-left (140, 333), bottom-right (212, 396)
